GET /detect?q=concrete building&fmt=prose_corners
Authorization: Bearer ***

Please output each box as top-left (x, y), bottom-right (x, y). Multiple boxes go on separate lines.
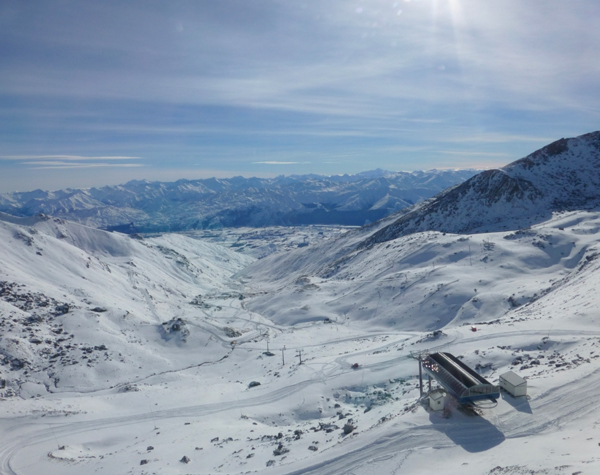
top-left (429, 390), bottom-right (445, 411)
top-left (499, 371), bottom-right (527, 397)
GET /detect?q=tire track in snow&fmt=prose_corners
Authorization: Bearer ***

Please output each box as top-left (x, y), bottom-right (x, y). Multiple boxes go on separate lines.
top-left (127, 269), bottom-right (161, 323)
top-left (4, 328), bottom-right (600, 474)
top-left (0, 374), bottom-right (333, 475)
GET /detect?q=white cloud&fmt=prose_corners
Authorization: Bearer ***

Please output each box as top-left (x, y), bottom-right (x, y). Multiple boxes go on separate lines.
top-left (440, 151), bottom-right (511, 157)
top-left (253, 161), bottom-right (310, 165)
top-left (446, 134), bottom-right (554, 145)
top-left (0, 155), bottom-right (143, 171)
top-left (4, 1), bottom-right (599, 118)
top-left (0, 155), bottom-right (141, 161)
top-left (0, 0), bottom-right (599, 192)
top-left (30, 163), bottom-right (144, 169)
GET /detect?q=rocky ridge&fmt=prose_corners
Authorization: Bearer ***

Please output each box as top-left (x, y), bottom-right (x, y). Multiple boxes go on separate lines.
top-left (362, 131), bottom-right (600, 246)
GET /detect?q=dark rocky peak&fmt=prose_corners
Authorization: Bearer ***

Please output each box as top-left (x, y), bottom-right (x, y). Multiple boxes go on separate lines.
top-left (362, 131), bottom-right (600, 247)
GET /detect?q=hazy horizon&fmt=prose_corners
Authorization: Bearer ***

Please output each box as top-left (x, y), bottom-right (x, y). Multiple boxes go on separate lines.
top-left (0, 166), bottom-right (482, 194)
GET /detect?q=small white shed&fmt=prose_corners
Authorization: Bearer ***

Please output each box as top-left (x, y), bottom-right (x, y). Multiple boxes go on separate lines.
top-left (499, 371), bottom-right (527, 397)
top-left (429, 390), bottom-right (445, 411)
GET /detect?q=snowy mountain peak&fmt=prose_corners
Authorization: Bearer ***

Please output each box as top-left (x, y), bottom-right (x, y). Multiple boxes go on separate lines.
top-left (362, 131), bottom-right (600, 245)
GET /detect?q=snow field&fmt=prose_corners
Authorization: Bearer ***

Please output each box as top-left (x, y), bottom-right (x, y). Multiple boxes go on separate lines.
top-left (2, 209), bottom-right (600, 473)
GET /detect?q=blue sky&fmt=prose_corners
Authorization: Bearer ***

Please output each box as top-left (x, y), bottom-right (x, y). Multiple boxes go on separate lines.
top-left (1, 0), bottom-right (599, 192)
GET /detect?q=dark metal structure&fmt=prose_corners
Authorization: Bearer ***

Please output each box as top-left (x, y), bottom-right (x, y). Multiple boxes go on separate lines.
top-left (421, 352), bottom-right (499, 404)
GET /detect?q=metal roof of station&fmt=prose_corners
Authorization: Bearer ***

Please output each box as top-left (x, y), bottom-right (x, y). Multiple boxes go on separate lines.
top-left (422, 352), bottom-right (499, 404)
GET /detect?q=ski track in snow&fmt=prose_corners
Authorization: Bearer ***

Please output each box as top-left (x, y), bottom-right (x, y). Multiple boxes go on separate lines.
top-left (2, 328), bottom-right (600, 474)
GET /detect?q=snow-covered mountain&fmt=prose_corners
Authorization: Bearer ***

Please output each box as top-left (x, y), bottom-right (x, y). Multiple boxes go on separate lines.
top-left (362, 131), bottom-right (600, 245)
top-left (0, 169), bottom-right (477, 232)
top-left (3, 205), bottom-right (600, 474)
top-left (243, 131), bottom-right (600, 328)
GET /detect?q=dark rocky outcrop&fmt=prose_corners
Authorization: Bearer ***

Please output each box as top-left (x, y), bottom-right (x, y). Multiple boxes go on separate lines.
top-left (362, 131), bottom-right (600, 246)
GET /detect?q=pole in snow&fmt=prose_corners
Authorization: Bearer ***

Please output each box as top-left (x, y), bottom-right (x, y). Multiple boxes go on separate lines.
top-left (418, 355), bottom-right (423, 397)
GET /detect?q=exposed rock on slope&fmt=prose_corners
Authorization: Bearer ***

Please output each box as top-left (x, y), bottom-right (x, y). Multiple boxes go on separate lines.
top-left (363, 131), bottom-right (600, 246)
top-left (0, 213), bottom-right (253, 395)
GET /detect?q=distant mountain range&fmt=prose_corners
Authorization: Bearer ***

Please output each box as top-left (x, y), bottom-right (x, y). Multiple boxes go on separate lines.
top-left (0, 168), bottom-right (478, 232)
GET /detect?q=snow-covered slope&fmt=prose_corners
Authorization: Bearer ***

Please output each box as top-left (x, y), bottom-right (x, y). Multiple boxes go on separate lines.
top-left (362, 131), bottom-right (600, 245)
top-left (0, 169), bottom-right (477, 232)
top-left (243, 210), bottom-right (600, 329)
top-left (0, 212), bottom-right (254, 395)
top-left (243, 131), bottom-right (600, 329)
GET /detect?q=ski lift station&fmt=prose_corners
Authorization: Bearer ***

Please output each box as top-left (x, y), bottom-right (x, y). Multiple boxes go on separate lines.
top-left (420, 352), bottom-right (500, 404)
top-left (499, 371), bottom-right (527, 397)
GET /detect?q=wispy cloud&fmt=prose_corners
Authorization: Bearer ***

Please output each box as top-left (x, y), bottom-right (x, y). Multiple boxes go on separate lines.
top-left (440, 151), bottom-right (511, 157)
top-left (31, 163), bottom-right (144, 170)
top-left (0, 154), bottom-right (143, 172)
top-left (253, 161), bottom-right (310, 165)
top-left (0, 155), bottom-right (141, 161)
top-left (446, 134), bottom-right (554, 145)
top-left (29, 162), bottom-right (144, 169)
top-left (4, 1), bottom-right (599, 118)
